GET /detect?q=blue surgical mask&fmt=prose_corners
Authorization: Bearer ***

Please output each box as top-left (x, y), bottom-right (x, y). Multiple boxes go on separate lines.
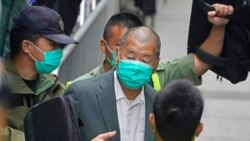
top-left (117, 59), bottom-right (154, 89)
top-left (104, 40), bottom-right (116, 68)
top-left (29, 42), bottom-right (62, 74)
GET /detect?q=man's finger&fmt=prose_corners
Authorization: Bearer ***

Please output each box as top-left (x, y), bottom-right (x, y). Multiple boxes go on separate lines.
top-left (228, 5), bottom-right (234, 15)
top-left (97, 131), bottom-right (116, 140)
top-left (208, 11), bottom-right (217, 17)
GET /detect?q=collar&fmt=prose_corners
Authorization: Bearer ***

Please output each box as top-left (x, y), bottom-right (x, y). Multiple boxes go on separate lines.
top-left (156, 60), bottom-right (167, 71)
top-left (90, 65), bottom-right (105, 77)
top-left (100, 64), bottom-right (105, 74)
top-left (4, 56), bottom-right (57, 95)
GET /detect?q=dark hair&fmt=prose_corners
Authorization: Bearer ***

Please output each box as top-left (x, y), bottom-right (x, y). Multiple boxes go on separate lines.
top-left (119, 26), bottom-right (161, 57)
top-left (9, 26), bottom-right (40, 56)
top-left (153, 79), bottom-right (204, 141)
top-left (103, 12), bottom-right (143, 41)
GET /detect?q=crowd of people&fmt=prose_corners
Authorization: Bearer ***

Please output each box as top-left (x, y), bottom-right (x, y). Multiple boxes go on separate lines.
top-left (0, 2), bottom-right (234, 141)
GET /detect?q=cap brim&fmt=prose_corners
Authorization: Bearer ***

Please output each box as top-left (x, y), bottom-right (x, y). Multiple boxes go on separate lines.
top-left (42, 34), bottom-right (78, 45)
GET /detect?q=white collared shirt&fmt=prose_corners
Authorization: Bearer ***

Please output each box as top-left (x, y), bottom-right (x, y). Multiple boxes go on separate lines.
top-left (114, 71), bottom-right (145, 141)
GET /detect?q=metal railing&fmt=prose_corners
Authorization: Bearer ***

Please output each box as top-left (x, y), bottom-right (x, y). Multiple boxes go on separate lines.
top-left (54, 0), bottom-right (119, 83)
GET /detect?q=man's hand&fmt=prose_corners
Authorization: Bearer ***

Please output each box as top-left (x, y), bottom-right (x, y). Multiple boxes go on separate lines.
top-left (91, 131), bottom-right (116, 141)
top-left (207, 4), bottom-right (234, 26)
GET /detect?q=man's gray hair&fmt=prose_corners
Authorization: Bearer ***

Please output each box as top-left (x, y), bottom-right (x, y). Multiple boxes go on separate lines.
top-left (119, 26), bottom-right (161, 57)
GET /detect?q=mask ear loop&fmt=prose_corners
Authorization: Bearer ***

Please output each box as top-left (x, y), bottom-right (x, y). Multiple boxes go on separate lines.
top-left (106, 55), bottom-right (112, 63)
top-left (104, 39), bottom-right (118, 68)
top-left (151, 58), bottom-right (160, 73)
top-left (103, 40), bottom-right (115, 62)
top-left (27, 41), bottom-right (45, 62)
top-left (117, 47), bottom-right (121, 61)
top-left (114, 47), bottom-right (121, 70)
top-left (28, 53), bottom-right (38, 62)
top-left (152, 58), bottom-right (159, 68)
top-left (28, 41), bottom-right (45, 54)
top-left (103, 40), bottom-right (113, 53)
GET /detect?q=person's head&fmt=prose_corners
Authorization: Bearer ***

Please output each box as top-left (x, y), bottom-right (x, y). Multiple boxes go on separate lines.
top-left (116, 26), bottom-right (161, 89)
top-left (149, 79), bottom-right (204, 141)
top-left (100, 12), bottom-right (143, 69)
top-left (9, 6), bottom-right (77, 74)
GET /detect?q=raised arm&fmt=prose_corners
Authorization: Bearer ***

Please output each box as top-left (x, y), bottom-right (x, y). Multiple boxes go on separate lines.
top-left (194, 4), bottom-right (234, 76)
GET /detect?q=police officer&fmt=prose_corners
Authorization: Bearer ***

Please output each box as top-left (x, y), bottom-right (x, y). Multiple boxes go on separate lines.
top-left (4, 6), bottom-right (77, 131)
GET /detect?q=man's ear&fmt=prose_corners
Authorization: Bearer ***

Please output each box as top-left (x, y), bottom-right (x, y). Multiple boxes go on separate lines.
top-left (149, 113), bottom-right (156, 131)
top-left (21, 40), bottom-right (31, 54)
top-left (99, 38), bottom-right (107, 54)
top-left (195, 122), bottom-right (203, 137)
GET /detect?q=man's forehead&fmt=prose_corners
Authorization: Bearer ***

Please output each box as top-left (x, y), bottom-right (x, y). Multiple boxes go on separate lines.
top-left (108, 26), bottom-right (128, 41)
top-left (122, 39), bottom-right (157, 54)
top-left (125, 47), bottom-right (154, 55)
top-left (112, 24), bottom-right (128, 30)
top-left (126, 34), bottom-right (157, 47)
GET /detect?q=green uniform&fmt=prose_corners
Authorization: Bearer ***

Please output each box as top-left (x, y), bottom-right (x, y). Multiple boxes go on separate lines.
top-left (70, 53), bottom-right (201, 90)
top-left (4, 58), bottom-right (65, 131)
top-left (1, 126), bottom-right (25, 141)
top-left (152, 53), bottom-right (201, 91)
top-left (73, 65), bottom-right (104, 82)
top-left (66, 65), bottom-right (104, 87)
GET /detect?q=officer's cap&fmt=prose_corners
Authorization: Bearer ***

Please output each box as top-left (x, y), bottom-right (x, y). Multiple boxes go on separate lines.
top-left (13, 6), bottom-right (78, 44)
